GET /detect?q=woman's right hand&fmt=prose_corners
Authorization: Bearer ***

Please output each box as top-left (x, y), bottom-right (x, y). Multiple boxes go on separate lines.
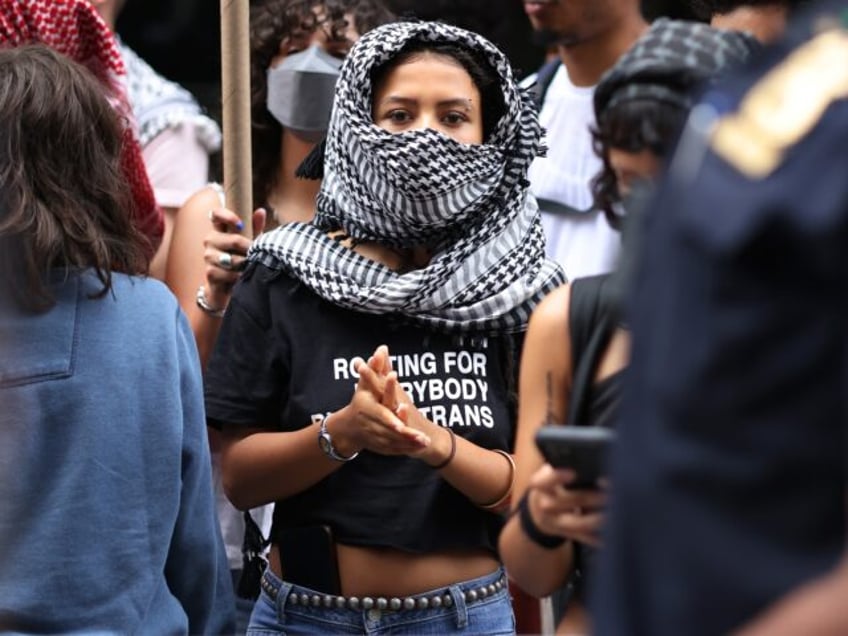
top-left (527, 463), bottom-right (608, 548)
top-left (203, 206), bottom-right (266, 309)
top-left (330, 349), bottom-right (432, 457)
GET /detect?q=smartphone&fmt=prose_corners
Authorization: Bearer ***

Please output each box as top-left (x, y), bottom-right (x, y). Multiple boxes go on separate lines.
top-left (534, 426), bottom-right (615, 489)
top-left (277, 525), bottom-right (341, 594)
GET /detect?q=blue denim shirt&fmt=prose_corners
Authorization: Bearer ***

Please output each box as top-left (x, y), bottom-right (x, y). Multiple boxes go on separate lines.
top-left (0, 271), bottom-right (234, 634)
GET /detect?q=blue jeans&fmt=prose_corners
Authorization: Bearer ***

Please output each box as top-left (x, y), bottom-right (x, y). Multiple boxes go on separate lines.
top-left (247, 567), bottom-right (515, 635)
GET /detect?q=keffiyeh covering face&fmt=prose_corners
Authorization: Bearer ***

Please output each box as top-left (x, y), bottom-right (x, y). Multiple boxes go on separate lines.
top-left (0, 0), bottom-right (163, 256)
top-left (250, 21), bottom-right (565, 334)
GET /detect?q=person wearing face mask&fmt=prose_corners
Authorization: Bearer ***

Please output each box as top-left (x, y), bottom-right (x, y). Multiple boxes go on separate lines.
top-left (266, 44), bottom-right (344, 144)
top-left (498, 19), bottom-right (755, 635)
top-left (167, 0), bottom-right (394, 369)
top-left (162, 1), bottom-right (394, 633)
top-left (203, 20), bottom-right (565, 634)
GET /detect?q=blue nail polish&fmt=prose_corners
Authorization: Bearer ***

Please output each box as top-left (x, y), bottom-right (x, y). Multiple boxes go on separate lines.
top-left (235, 220), bottom-right (245, 231)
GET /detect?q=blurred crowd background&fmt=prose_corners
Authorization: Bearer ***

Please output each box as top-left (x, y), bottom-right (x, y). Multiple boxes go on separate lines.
top-left (117, 0), bottom-right (700, 135)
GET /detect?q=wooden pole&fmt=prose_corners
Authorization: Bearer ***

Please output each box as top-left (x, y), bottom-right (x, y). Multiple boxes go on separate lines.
top-left (220, 0), bottom-right (253, 237)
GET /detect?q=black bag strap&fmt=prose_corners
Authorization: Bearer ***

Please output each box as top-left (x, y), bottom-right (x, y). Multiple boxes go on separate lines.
top-left (532, 58), bottom-right (561, 109)
top-left (565, 275), bottom-right (618, 427)
top-left (535, 197), bottom-right (594, 216)
top-left (237, 510), bottom-right (269, 600)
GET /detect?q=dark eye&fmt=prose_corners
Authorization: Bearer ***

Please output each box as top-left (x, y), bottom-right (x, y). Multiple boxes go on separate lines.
top-left (387, 110), bottom-right (410, 124)
top-left (442, 112), bottom-right (468, 126)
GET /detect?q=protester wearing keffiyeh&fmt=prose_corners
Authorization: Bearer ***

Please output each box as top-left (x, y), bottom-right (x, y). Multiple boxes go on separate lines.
top-left (0, 0), bottom-right (163, 258)
top-left (594, 18), bottom-right (759, 118)
top-left (249, 21), bottom-right (566, 335)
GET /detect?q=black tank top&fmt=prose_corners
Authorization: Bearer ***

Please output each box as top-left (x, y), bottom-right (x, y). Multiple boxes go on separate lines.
top-left (563, 274), bottom-right (624, 602)
top-left (566, 274), bottom-right (623, 430)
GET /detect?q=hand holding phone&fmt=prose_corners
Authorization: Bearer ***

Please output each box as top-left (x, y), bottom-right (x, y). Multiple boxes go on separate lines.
top-left (534, 425), bottom-right (615, 489)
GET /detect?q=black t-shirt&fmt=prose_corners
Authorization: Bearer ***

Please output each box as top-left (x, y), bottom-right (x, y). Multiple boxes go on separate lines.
top-left (592, 7), bottom-right (848, 634)
top-left (205, 263), bottom-right (519, 555)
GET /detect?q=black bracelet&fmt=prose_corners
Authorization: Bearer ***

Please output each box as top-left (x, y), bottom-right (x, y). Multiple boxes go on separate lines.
top-left (518, 492), bottom-right (566, 549)
top-left (431, 428), bottom-right (456, 470)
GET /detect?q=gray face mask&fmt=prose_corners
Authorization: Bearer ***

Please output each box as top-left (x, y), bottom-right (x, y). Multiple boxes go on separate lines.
top-left (266, 45), bottom-right (343, 142)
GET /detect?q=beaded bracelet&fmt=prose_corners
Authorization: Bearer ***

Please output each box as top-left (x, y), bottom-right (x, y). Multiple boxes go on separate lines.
top-left (479, 450), bottom-right (515, 510)
top-left (195, 285), bottom-right (226, 318)
top-left (431, 428), bottom-right (456, 470)
top-left (518, 492), bottom-right (566, 549)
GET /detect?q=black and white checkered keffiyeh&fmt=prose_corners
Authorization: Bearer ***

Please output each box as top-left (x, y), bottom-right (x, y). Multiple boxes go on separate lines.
top-left (118, 40), bottom-right (221, 151)
top-left (594, 18), bottom-right (758, 117)
top-left (249, 21), bottom-right (565, 334)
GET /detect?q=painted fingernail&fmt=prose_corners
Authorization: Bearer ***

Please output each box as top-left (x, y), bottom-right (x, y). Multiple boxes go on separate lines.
top-left (235, 220), bottom-right (245, 231)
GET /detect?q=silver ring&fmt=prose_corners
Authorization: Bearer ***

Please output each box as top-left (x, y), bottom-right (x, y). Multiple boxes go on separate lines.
top-left (218, 251), bottom-right (234, 270)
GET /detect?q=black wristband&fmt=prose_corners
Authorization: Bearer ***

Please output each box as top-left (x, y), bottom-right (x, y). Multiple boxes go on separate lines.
top-left (518, 492), bottom-right (566, 549)
top-left (431, 427), bottom-right (456, 470)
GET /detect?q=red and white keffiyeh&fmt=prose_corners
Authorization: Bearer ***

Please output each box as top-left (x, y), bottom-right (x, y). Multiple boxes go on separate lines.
top-left (0, 0), bottom-right (163, 258)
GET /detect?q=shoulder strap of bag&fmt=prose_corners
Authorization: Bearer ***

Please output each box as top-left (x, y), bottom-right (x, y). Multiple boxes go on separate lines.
top-left (237, 510), bottom-right (268, 600)
top-left (565, 275), bottom-right (618, 427)
top-left (533, 58), bottom-right (561, 109)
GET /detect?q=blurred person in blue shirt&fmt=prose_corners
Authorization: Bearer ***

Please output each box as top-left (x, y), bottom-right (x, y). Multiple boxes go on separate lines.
top-left (0, 44), bottom-right (232, 634)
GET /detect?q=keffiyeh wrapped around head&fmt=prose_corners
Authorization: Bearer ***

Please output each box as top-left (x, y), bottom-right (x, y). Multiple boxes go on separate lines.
top-left (0, 0), bottom-right (163, 256)
top-left (594, 18), bottom-right (758, 118)
top-left (250, 20), bottom-right (565, 334)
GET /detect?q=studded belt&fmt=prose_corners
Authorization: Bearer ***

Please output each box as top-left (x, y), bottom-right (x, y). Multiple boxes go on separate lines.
top-left (260, 569), bottom-right (507, 612)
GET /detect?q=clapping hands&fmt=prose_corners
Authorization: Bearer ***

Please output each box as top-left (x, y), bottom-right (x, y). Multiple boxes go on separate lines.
top-left (338, 345), bottom-right (435, 458)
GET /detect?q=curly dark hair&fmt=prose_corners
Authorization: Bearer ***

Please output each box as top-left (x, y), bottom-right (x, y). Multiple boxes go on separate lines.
top-left (250, 0), bottom-right (395, 211)
top-left (0, 45), bottom-right (148, 313)
top-left (590, 99), bottom-right (687, 230)
top-left (370, 40), bottom-right (507, 143)
top-left (689, 0), bottom-right (806, 19)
